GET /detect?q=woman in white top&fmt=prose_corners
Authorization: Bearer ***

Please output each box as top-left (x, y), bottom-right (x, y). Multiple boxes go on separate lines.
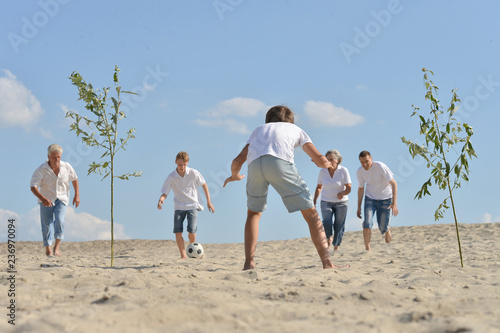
top-left (313, 149), bottom-right (351, 252)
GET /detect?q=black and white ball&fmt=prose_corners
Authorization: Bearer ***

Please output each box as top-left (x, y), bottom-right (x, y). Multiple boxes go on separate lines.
top-left (186, 242), bottom-right (204, 259)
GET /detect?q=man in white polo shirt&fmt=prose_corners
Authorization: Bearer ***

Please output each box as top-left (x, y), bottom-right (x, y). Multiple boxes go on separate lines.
top-left (30, 144), bottom-right (80, 256)
top-left (356, 150), bottom-right (398, 250)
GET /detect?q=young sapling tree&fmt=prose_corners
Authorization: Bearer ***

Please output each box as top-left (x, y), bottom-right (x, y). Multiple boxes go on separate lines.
top-left (66, 66), bottom-right (142, 267)
top-left (401, 68), bottom-right (477, 268)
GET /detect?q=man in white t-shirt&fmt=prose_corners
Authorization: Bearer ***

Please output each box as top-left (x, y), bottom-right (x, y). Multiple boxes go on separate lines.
top-left (356, 150), bottom-right (398, 250)
top-left (30, 144), bottom-right (80, 256)
top-left (157, 151), bottom-right (215, 259)
top-left (224, 105), bottom-right (349, 270)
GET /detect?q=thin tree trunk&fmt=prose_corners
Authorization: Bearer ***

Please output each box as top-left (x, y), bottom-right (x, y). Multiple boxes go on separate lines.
top-left (111, 155), bottom-right (114, 267)
top-left (448, 184), bottom-right (463, 267)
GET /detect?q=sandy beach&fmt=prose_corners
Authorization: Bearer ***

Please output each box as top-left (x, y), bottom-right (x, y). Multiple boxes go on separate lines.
top-left (2, 222), bottom-right (500, 333)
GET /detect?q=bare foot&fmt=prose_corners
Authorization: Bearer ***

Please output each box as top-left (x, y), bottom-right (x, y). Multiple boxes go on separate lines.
top-left (323, 257), bottom-right (350, 269)
top-left (243, 260), bottom-right (255, 270)
top-left (53, 239), bottom-right (62, 256)
top-left (45, 247), bottom-right (53, 257)
top-left (178, 256), bottom-right (188, 261)
top-left (385, 230), bottom-right (392, 243)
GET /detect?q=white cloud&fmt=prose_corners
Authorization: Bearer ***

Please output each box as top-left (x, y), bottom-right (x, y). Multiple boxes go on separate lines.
top-left (60, 103), bottom-right (72, 124)
top-left (195, 97), bottom-right (267, 134)
top-left (194, 118), bottom-right (250, 134)
top-left (0, 207), bottom-right (130, 242)
top-left (305, 101), bottom-right (364, 127)
top-left (205, 97), bottom-right (267, 118)
top-left (0, 70), bottom-right (45, 131)
top-left (481, 213), bottom-right (500, 223)
top-left (38, 127), bottom-right (53, 139)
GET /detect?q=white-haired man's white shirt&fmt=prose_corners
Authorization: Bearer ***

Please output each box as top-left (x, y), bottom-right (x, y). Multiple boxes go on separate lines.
top-left (356, 161), bottom-right (394, 200)
top-left (161, 167), bottom-right (206, 211)
top-left (30, 161), bottom-right (78, 205)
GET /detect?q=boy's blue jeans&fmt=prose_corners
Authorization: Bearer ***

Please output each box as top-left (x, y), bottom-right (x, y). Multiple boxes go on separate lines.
top-left (173, 209), bottom-right (198, 234)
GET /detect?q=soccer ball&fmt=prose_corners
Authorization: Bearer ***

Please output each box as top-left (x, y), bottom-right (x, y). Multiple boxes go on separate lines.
top-left (186, 242), bottom-right (204, 259)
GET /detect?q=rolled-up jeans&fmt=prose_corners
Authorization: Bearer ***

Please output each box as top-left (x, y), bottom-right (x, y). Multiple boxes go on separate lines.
top-left (320, 200), bottom-right (348, 247)
top-left (40, 199), bottom-right (67, 246)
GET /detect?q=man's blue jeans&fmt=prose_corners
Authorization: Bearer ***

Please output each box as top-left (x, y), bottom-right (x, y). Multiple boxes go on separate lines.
top-left (40, 199), bottom-right (67, 246)
top-left (362, 196), bottom-right (391, 234)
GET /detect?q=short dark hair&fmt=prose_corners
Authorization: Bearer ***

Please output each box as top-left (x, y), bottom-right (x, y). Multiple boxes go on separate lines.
top-left (359, 150), bottom-right (371, 158)
top-left (265, 105), bottom-right (295, 124)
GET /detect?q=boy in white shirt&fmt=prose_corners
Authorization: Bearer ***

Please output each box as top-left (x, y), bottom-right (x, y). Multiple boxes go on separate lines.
top-left (356, 150), bottom-right (398, 250)
top-left (157, 152), bottom-right (215, 259)
top-left (224, 105), bottom-right (349, 270)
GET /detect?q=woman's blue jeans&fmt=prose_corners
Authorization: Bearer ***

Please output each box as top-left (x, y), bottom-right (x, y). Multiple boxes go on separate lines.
top-left (320, 200), bottom-right (348, 247)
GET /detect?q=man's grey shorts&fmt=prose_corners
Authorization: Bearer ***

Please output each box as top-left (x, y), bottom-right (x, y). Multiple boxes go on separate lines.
top-left (246, 155), bottom-right (314, 213)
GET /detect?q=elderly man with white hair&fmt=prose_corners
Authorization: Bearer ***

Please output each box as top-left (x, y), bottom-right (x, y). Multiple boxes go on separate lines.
top-left (30, 144), bottom-right (80, 256)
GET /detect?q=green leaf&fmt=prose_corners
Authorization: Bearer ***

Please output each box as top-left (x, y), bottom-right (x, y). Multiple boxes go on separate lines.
top-left (121, 90), bottom-right (139, 95)
top-left (111, 97), bottom-right (119, 112)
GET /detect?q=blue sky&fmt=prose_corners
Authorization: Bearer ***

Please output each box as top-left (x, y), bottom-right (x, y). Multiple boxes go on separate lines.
top-left (1, 0), bottom-right (499, 244)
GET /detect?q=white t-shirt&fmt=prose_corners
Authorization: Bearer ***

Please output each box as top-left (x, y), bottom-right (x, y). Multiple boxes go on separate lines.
top-left (161, 167), bottom-right (206, 211)
top-left (356, 161), bottom-right (394, 200)
top-left (246, 122), bottom-right (312, 165)
top-left (30, 161), bottom-right (78, 205)
top-left (317, 165), bottom-right (351, 203)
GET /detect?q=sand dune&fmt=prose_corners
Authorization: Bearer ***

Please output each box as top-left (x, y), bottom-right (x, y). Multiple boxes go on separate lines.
top-left (2, 223), bottom-right (500, 332)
